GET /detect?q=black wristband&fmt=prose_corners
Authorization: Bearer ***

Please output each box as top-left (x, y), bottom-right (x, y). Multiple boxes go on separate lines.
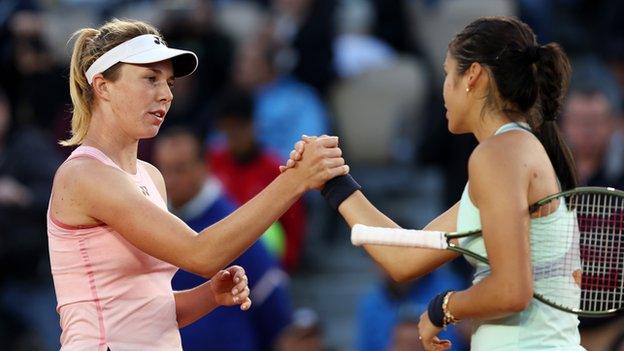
top-left (321, 174), bottom-right (361, 210)
top-left (427, 290), bottom-right (450, 328)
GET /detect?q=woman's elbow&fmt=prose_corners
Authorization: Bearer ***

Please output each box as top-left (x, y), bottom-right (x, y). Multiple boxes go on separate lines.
top-left (182, 237), bottom-right (230, 278)
top-left (183, 255), bottom-right (220, 279)
top-left (387, 270), bottom-right (410, 284)
top-left (384, 265), bottom-right (423, 283)
top-left (504, 295), bottom-right (531, 313)
top-left (502, 286), bottom-right (533, 313)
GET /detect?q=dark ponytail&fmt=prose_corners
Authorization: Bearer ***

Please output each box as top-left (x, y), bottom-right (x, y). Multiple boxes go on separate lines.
top-left (533, 43), bottom-right (577, 190)
top-left (449, 17), bottom-right (577, 190)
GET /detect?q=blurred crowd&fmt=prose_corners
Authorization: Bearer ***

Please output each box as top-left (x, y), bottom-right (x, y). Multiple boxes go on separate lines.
top-left (1, 0), bottom-right (623, 350)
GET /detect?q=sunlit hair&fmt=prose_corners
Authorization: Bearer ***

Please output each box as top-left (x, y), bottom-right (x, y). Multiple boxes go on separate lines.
top-left (62, 19), bottom-right (163, 146)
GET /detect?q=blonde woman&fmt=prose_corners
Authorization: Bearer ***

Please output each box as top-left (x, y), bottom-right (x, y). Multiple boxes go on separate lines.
top-left (47, 19), bottom-right (347, 351)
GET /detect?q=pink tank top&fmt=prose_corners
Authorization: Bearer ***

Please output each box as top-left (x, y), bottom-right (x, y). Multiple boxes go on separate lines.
top-left (47, 146), bottom-right (181, 351)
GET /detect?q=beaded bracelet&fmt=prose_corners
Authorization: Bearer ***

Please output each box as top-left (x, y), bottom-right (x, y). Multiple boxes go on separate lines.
top-left (428, 290), bottom-right (459, 329)
top-left (442, 291), bottom-right (459, 327)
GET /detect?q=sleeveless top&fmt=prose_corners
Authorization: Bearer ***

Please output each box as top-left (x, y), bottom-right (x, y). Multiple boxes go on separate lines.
top-left (47, 146), bottom-right (181, 351)
top-left (457, 123), bottom-right (585, 350)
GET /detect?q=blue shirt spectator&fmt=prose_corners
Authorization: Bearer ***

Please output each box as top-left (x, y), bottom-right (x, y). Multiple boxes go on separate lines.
top-left (232, 41), bottom-right (330, 161)
top-left (254, 77), bottom-right (329, 161)
top-left (356, 265), bottom-right (469, 351)
top-left (155, 127), bottom-right (292, 351)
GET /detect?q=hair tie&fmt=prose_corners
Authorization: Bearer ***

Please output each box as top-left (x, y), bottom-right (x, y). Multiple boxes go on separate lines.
top-left (524, 45), bottom-right (541, 64)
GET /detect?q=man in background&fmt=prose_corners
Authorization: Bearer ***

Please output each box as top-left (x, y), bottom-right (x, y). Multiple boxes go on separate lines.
top-left (561, 85), bottom-right (624, 189)
top-left (154, 127), bottom-right (292, 351)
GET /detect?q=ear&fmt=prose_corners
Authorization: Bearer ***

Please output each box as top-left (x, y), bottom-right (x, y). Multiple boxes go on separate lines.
top-left (465, 62), bottom-right (485, 90)
top-left (92, 74), bottom-right (111, 102)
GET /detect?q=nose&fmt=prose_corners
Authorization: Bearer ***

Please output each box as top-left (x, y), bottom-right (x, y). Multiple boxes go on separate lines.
top-left (159, 83), bottom-right (173, 103)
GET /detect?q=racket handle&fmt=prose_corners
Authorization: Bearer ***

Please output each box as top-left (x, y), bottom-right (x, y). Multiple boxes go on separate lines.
top-left (351, 224), bottom-right (448, 249)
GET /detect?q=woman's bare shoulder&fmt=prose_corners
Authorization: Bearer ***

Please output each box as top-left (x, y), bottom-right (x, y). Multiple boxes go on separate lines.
top-left (467, 132), bottom-right (537, 194)
top-left (470, 131), bottom-right (540, 169)
top-left (51, 157), bottom-right (140, 224)
top-left (54, 157), bottom-right (123, 191)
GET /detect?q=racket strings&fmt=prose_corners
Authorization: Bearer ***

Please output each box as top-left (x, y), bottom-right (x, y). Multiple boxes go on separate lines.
top-left (532, 192), bottom-right (624, 313)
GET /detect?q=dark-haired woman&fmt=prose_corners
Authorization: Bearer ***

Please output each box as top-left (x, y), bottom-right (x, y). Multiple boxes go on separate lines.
top-left (282, 16), bottom-right (584, 351)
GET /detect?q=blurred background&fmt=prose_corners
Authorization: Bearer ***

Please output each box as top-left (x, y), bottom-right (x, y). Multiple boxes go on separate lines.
top-left (1, 0), bottom-right (623, 350)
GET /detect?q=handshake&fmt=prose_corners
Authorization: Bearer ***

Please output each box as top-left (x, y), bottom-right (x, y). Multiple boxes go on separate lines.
top-left (278, 135), bottom-right (360, 209)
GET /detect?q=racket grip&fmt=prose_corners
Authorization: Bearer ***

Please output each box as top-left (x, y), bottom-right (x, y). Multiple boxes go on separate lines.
top-left (351, 224), bottom-right (448, 249)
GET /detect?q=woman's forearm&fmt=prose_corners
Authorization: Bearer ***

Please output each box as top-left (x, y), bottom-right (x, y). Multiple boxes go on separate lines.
top-left (174, 281), bottom-right (219, 328)
top-left (448, 273), bottom-right (533, 321)
top-left (191, 173), bottom-right (304, 277)
top-left (337, 192), bottom-right (459, 282)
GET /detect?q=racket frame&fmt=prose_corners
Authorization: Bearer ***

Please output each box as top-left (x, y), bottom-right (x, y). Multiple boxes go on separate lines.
top-left (432, 187), bottom-right (624, 317)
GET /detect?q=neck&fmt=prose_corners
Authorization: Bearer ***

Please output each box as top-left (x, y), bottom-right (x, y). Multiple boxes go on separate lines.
top-left (471, 110), bottom-right (525, 143)
top-left (82, 108), bottom-right (139, 173)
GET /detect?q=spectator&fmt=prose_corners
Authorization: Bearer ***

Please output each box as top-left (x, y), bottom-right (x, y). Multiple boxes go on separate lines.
top-left (275, 307), bottom-right (329, 351)
top-left (271, 0), bottom-right (337, 95)
top-left (389, 304), bottom-right (425, 351)
top-left (159, 2), bottom-right (235, 137)
top-left (333, 0), bottom-right (397, 78)
top-left (369, 0), bottom-right (417, 55)
top-left (232, 39), bottom-right (330, 161)
top-left (154, 127), bottom-right (292, 351)
top-left (1, 10), bottom-right (68, 131)
top-left (356, 267), bottom-right (468, 351)
top-left (209, 88), bottom-right (307, 272)
top-left (561, 86), bottom-right (624, 188)
top-left (0, 88), bottom-right (62, 350)
top-left (519, 0), bottom-right (624, 61)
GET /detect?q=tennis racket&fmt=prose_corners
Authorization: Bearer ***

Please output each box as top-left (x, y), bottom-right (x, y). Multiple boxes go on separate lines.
top-left (351, 187), bottom-right (624, 317)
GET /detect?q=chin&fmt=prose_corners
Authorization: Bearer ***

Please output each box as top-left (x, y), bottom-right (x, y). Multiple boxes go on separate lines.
top-left (138, 126), bottom-right (161, 140)
top-left (446, 118), bottom-right (459, 134)
top-left (445, 113), bottom-right (468, 135)
top-left (446, 120), bottom-right (469, 135)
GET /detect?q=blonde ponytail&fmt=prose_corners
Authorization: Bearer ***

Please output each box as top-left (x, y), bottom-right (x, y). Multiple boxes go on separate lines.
top-left (61, 28), bottom-right (99, 146)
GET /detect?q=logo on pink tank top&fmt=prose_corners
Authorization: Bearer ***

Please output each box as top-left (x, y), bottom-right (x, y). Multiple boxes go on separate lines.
top-left (139, 185), bottom-right (150, 196)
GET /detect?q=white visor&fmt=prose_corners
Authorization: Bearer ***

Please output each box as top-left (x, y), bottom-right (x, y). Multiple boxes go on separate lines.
top-left (85, 34), bottom-right (198, 84)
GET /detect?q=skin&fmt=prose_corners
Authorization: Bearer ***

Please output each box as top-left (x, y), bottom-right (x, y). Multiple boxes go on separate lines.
top-left (50, 60), bottom-right (348, 327)
top-left (283, 53), bottom-right (563, 350)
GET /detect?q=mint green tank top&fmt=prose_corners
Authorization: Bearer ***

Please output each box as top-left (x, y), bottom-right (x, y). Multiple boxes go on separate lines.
top-left (457, 122), bottom-right (585, 350)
